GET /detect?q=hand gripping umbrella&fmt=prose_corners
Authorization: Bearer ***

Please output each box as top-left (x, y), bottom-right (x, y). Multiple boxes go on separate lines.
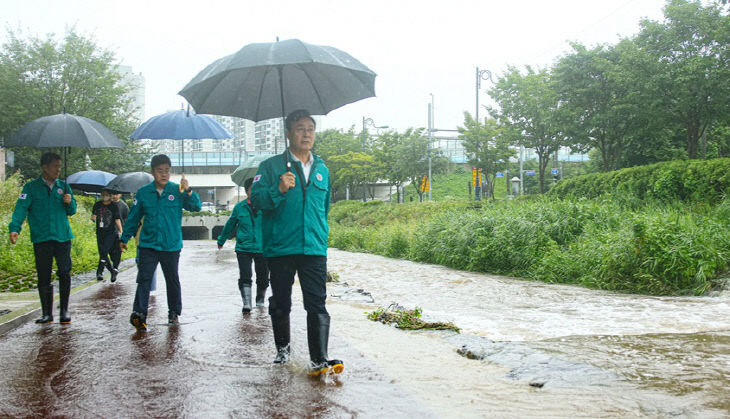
top-left (178, 38), bottom-right (376, 169)
top-left (5, 112), bottom-right (124, 178)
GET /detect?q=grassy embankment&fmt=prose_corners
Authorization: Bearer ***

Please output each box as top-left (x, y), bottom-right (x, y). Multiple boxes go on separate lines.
top-left (330, 159), bottom-right (730, 296)
top-left (0, 174), bottom-right (137, 292)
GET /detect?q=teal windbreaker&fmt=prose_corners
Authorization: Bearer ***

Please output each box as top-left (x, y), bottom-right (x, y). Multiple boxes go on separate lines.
top-left (9, 176), bottom-right (77, 243)
top-left (121, 181), bottom-right (201, 251)
top-left (250, 152), bottom-right (330, 257)
top-left (217, 200), bottom-right (263, 253)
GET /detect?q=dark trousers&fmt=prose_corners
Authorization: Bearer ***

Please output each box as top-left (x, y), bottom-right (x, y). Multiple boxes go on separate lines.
top-left (132, 247), bottom-right (181, 316)
top-left (32, 240), bottom-right (72, 289)
top-left (96, 230), bottom-right (117, 273)
top-left (110, 236), bottom-right (122, 269)
top-left (267, 255), bottom-right (327, 318)
top-left (235, 251), bottom-right (269, 290)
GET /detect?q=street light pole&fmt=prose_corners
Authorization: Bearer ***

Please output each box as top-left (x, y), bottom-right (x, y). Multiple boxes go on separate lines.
top-left (476, 67), bottom-right (492, 123)
top-left (361, 117), bottom-right (388, 201)
top-left (428, 103), bottom-right (432, 202)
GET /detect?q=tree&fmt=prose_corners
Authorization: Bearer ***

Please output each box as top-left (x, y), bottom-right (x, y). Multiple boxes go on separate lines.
top-left (313, 128), bottom-right (363, 199)
top-left (489, 66), bottom-right (566, 193)
top-left (327, 152), bottom-right (384, 200)
top-left (0, 27), bottom-right (149, 177)
top-left (636, 0), bottom-right (730, 159)
top-left (458, 112), bottom-right (515, 199)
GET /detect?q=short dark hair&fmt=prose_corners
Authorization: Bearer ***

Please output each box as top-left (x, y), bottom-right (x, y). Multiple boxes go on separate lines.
top-left (243, 178), bottom-right (254, 190)
top-left (285, 109), bottom-right (316, 132)
top-left (150, 154), bottom-right (172, 169)
top-left (40, 152), bottom-right (61, 167)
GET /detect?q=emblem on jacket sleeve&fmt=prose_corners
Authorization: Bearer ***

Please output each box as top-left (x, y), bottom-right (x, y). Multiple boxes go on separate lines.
top-left (19, 193), bottom-right (27, 199)
top-left (253, 174), bottom-right (262, 183)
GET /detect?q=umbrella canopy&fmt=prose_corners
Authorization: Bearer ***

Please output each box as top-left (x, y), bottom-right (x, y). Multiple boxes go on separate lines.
top-left (5, 113), bottom-right (124, 148)
top-left (230, 154), bottom-right (275, 186)
top-left (130, 109), bottom-right (233, 140)
top-left (104, 172), bottom-right (154, 194)
top-left (178, 38), bottom-right (376, 122)
top-left (66, 170), bottom-right (117, 193)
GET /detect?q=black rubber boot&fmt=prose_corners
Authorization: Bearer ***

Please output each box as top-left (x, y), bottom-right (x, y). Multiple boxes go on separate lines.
top-left (35, 285), bottom-right (54, 324)
top-left (59, 280), bottom-right (71, 324)
top-left (255, 286), bottom-right (267, 307)
top-left (271, 315), bottom-right (290, 364)
top-left (306, 313), bottom-right (343, 376)
top-left (241, 284), bottom-right (252, 313)
top-left (96, 261), bottom-right (105, 280)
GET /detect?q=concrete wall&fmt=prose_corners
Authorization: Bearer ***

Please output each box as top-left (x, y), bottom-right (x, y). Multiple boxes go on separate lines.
top-left (181, 214), bottom-right (229, 240)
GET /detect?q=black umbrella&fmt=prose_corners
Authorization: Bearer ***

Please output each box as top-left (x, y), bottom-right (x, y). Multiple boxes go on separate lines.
top-left (5, 112), bottom-right (124, 177)
top-left (104, 172), bottom-right (154, 194)
top-left (178, 38), bottom-right (376, 163)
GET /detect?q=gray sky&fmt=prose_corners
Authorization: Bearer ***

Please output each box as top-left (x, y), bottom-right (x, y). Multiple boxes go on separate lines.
top-left (3, 0), bottom-right (667, 133)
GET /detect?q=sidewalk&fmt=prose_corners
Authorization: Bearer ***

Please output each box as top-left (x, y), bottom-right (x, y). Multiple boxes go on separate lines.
top-left (0, 259), bottom-right (135, 335)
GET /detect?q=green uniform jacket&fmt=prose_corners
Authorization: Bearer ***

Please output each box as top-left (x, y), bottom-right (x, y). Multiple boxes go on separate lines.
top-left (216, 200), bottom-right (263, 253)
top-left (9, 176), bottom-right (77, 243)
top-left (250, 152), bottom-right (330, 258)
top-left (121, 181), bottom-right (202, 252)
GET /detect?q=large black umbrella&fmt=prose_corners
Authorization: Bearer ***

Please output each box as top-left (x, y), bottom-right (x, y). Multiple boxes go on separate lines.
top-left (178, 38), bottom-right (376, 158)
top-left (104, 172), bottom-right (154, 194)
top-left (5, 112), bottom-right (124, 177)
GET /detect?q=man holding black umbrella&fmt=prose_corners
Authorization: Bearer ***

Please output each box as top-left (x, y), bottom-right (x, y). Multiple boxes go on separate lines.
top-left (250, 110), bottom-right (343, 377)
top-left (8, 152), bottom-right (77, 324)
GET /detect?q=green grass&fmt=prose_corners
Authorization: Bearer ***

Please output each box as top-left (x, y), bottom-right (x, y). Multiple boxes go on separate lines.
top-left (329, 197), bottom-right (730, 296)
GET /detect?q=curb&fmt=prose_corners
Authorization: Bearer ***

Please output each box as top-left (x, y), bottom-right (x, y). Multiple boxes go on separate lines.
top-left (0, 261), bottom-right (136, 336)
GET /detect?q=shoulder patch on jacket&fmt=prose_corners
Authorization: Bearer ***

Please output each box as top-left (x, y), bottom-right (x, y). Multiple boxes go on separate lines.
top-left (19, 193), bottom-right (27, 199)
top-left (253, 174), bottom-right (262, 183)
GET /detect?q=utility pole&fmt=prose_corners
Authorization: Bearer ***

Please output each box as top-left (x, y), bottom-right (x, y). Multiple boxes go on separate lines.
top-left (428, 94), bottom-right (434, 202)
top-left (476, 67), bottom-right (492, 123)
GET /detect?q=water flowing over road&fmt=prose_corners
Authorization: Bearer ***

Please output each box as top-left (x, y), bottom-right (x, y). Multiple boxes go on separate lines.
top-left (0, 242), bottom-right (728, 417)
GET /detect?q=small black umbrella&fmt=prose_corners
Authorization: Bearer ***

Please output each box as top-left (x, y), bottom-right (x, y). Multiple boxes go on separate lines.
top-left (104, 172), bottom-right (154, 194)
top-left (179, 38), bottom-right (376, 166)
top-left (5, 112), bottom-right (124, 177)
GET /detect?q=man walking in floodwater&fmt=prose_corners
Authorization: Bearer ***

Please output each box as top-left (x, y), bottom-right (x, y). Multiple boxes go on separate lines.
top-left (8, 152), bottom-right (77, 324)
top-left (251, 109), bottom-right (343, 376)
top-left (120, 154), bottom-right (201, 330)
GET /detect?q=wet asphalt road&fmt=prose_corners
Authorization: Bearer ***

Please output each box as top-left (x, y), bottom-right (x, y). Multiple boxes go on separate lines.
top-left (0, 241), bottom-right (432, 418)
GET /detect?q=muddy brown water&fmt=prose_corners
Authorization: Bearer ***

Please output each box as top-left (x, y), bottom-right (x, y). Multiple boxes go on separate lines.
top-left (1, 242), bottom-right (728, 417)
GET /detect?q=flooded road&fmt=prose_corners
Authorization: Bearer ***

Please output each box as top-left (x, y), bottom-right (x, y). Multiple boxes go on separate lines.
top-left (327, 249), bottom-right (730, 416)
top-left (1, 242), bottom-right (728, 417)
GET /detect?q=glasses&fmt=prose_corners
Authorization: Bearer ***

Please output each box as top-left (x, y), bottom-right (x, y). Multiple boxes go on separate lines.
top-left (293, 127), bottom-right (315, 135)
top-left (154, 168), bottom-right (170, 175)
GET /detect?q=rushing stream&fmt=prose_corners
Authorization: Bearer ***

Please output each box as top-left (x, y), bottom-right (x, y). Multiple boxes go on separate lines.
top-left (327, 248), bottom-right (730, 415)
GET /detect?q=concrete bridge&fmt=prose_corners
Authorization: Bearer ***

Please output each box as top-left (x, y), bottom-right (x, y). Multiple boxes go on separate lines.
top-left (181, 214), bottom-right (229, 240)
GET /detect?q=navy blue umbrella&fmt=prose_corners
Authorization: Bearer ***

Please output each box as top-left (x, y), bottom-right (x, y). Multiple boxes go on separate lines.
top-left (130, 108), bottom-right (233, 172)
top-left (104, 171), bottom-right (154, 194)
top-left (66, 170), bottom-right (117, 193)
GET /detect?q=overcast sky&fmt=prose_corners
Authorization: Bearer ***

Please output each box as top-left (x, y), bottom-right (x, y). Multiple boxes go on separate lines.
top-left (3, 0), bottom-right (668, 134)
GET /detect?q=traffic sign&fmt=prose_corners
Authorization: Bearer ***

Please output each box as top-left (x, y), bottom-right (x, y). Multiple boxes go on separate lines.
top-left (551, 169), bottom-right (559, 175)
top-left (496, 173), bottom-right (505, 177)
top-left (525, 170), bottom-right (536, 176)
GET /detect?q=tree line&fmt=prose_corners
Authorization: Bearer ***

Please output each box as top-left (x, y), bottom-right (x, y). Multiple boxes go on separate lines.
top-left (462, 0), bottom-right (730, 194)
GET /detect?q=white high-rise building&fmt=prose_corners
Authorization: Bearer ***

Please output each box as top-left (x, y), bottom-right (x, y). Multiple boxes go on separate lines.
top-left (115, 65), bottom-right (145, 123)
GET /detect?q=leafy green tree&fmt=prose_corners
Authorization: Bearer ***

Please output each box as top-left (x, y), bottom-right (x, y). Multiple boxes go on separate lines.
top-left (312, 128), bottom-right (361, 162)
top-left (327, 152), bottom-right (384, 200)
top-left (489, 66), bottom-right (566, 193)
top-left (0, 27), bottom-right (149, 178)
top-left (636, 0), bottom-right (730, 159)
top-left (458, 112), bottom-right (515, 199)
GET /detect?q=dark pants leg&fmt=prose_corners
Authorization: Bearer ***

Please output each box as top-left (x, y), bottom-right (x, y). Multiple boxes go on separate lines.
top-left (296, 255), bottom-right (328, 315)
top-left (132, 247), bottom-right (159, 316)
top-left (253, 254), bottom-right (269, 289)
top-left (96, 232), bottom-right (116, 274)
top-left (236, 251), bottom-right (254, 289)
top-left (53, 241), bottom-right (72, 315)
top-left (110, 236), bottom-right (122, 269)
top-left (33, 241), bottom-right (56, 318)
top-left (158, 250), bottom-right (182, 316)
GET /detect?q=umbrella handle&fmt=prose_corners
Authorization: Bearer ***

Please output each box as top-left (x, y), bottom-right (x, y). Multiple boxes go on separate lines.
top-left (180, 172), bottom-right (186, 193)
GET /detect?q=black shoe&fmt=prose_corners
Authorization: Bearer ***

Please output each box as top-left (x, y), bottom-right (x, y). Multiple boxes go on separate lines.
top-left (241, 285), bottom-right (252, 313)
top-left (168, 312), bottom-right (179, 325)
top-left (255, 286), bottom-right (267, 307)
top-left (273, 344), bottom-right (290, 364)
top-left (130, 311), bottom-right (147, 331)
top-left (59, 310), bottom-right (71, 324)
top-left (35, 314), bottom-right (53, 324)
top-left (96, 274), bottom-right (104, 281)
top-left (110, 268), bottom-right (118, 283)
top-left (308, 360), bottom-right (330, 377)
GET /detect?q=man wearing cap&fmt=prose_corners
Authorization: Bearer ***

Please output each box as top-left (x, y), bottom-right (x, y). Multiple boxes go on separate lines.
top-left (9, 152), bottom-right (77, 324)
top-left (250, 109), bottom-right (343, 376)
top-left (120, 154), bottom-right (201, 330)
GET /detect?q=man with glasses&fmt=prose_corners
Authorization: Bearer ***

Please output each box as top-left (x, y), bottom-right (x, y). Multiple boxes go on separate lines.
top-left (120, 154), bottom-right (201, 330)
top-left (251, 109), bottom-right (343, 376)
